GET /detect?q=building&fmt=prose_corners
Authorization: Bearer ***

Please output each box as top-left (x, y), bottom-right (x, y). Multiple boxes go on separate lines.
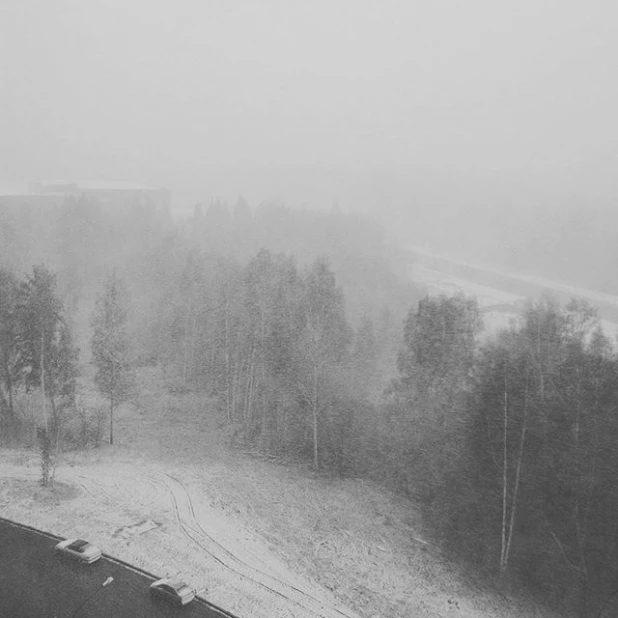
top-left (0, 180), bottom-right (171, 215)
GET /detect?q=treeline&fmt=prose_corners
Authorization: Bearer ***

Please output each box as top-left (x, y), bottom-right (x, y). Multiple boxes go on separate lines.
top-left (0, 194), bottom-right (413, 334)
top-left (183, 198), bottom-right (414, 324)
top-left (389, 294), bottom-right (618, 617)
top-left (0, 193), bottom-right (171, 313)
top-left (146, 248), bottom-right (397, 470)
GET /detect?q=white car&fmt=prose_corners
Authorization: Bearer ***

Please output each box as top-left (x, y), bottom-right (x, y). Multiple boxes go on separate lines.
top-left (149, 578), bottom-right (197, 606)
top-left (55, 538), bottom-right (102, 564)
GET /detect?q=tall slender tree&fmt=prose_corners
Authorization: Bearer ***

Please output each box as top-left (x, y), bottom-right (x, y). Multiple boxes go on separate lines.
top-left (91, 271), bottom-right (134, 445)
top-left (0, 269), bottom-right (20, 420)
top-left (296, 259), bottom-right (351, 470)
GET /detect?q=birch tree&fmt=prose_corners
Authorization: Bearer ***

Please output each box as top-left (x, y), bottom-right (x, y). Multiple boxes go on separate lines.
top-left (20, 265), bottom-right (77, 485)
top-left (0, 269), bottom-right (20, 421)
top-left (296, 259), bottom-right (351, 470)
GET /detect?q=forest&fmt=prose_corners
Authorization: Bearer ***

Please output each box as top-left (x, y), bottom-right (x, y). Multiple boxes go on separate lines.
top-left (1, 194), bottom-right (617, 617)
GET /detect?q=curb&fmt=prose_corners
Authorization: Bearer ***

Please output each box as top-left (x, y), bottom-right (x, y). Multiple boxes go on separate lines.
top-left (0, 515), bottom-right (242, 618)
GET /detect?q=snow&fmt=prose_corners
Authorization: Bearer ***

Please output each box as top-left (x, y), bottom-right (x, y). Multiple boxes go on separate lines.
top-left (0, 368), bottom-right (559, 618)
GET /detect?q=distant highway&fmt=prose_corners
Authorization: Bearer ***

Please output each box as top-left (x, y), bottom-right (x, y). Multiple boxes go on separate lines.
top-left (0, 518), bottom-right (240, 618)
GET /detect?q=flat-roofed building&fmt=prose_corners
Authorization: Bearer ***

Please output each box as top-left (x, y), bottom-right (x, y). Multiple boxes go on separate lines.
top-left (0, 183), bottom-right (66, 210)
top-left (29, 180), bottom-right (172, 214)
top-left (0, 180), bottom-right (170, 212)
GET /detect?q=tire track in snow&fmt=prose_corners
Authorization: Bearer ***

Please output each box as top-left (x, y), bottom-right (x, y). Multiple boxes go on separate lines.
top-left (0, 465), bottom-right (359, 618)
top-left (150, 471), bottom-right (359, 618)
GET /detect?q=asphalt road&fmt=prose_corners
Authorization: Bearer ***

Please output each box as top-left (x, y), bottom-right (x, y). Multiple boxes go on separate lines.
top-left (0, 518), bottom-right (239, 618)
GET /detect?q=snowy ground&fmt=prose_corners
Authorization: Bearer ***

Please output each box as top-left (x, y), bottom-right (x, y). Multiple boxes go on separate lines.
top-left (407, 244), bottom-right (618, 308)
top-left (0, 368), bottom-right (557, 618)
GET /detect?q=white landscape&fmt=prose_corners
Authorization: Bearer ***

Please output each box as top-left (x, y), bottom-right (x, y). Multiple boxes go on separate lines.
top-left (2, 2), bottom-right (618, 617)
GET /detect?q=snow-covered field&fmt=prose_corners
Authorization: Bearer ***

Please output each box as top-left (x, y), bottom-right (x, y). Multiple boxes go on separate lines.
top-left (0, 368), bottom-right (557, 618)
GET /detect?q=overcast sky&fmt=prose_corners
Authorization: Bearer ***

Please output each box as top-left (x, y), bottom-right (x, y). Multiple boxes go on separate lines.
top-left (2, 0), bottom-right (617, 209)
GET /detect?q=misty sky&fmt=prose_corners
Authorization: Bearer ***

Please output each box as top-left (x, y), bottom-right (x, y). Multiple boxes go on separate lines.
top-left (2, 1), bottom-right (618, 209)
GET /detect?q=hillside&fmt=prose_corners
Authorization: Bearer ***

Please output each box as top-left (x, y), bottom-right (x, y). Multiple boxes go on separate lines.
top-left (0, 367), bottom-right (556, 618)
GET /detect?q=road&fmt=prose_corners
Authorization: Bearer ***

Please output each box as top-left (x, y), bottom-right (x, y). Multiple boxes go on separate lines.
top-left (0, 518), bottom-right (237, 618)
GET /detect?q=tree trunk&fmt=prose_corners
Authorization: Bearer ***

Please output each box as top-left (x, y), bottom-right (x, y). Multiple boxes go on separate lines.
top-left (3, 348), bottom-right (14, 418)
top-left (501, 371), bottom-right (529, 573)
top-left (282, 400), bottom-right (288, 451)
top-left (41, 326), bottom-right (47, 431)
top-left (182, 295), bottom-right (192, 386)
top-left (109, 397), bottom-right (114, 445)
top-left (110, 355), bottom-right (115, 445)
top-left (312, 369), bottom-right (319, 471)
top-left (504, 385), bottom-right (528, 568)
top-left (573, 380), bottom-right (590, 618)
top-left (224, 291), bottom-right (232, 423)
top-left (50, 394), bottom-right (60, 484)
top-left (40, 326), bottom-right (49, 487)
top-left (500, 365), bottom-right (509, 572)
top-left (189, 307), bottom-right (197, 382)
top-left (247, 349), bottom-right (255, 423)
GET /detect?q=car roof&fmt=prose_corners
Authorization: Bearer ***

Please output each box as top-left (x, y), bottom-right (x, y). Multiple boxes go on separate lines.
top-left (162, 580), bottom-right (191, 593)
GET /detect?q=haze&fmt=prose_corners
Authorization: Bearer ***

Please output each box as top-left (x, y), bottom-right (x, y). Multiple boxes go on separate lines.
top-left (2, 0), bottom-right (618, 211)
top-left (5, 5), bottom-right (618, 618)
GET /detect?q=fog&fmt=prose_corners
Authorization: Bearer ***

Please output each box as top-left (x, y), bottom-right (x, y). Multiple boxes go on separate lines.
top-left (5, 5), bottom-right (618, 618)
top-left (3, 1), bottom-right (618, 210)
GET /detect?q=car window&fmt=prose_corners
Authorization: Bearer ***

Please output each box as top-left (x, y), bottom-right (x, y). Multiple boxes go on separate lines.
top-left (67, 540), bottom-right (88, 552)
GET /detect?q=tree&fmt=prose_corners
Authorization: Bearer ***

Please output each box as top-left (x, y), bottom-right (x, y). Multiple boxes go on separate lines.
top-left (438, 297), bottom-right (618, 616)
top-left (350, 315), bottom-right (379, 400)
top-left (395, 294), bottom-right (482, 392)
top-left (387, 294), bottom-right (482, 499)
top-left (19, 265), bottom-right (77, 485)
top-left (0, 269), bottom-right (20, 421)
top-left (91, 271), bottom-right (134, 445)
top-left (296, 259), bottom-right (351, 470)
